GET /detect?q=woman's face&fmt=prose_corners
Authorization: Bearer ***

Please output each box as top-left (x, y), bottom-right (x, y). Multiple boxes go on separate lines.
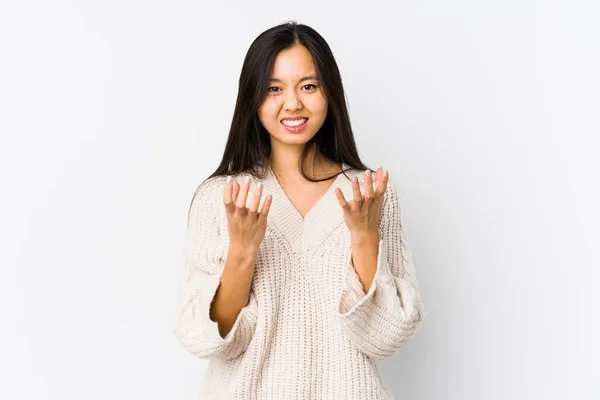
top-left (258, 44), bottom-right (328, 148)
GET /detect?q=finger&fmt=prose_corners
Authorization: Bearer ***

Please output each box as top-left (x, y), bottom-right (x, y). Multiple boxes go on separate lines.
top-left (376, 169), bottom-right (389, 195)
top-left (363, 170), bottom-right (374, 200)
top-left (223, 176), bottom-right (234, 212)
top-left (248, 182), bottom-right (263, 214)
top-left (232, 180), bottom-right (240, 204)
top-left (258, 194), bottom-right (273, 221)
top-left (236, 176), bottom-right (251, 209)
top-left (373, 167), bottom-right (385, 194)
top-left (335, 187), bottom-right (350, 210)
top-left (375, 168), bottom-right (383, 187)
top-left (351, 176), bottom-right (362, 204)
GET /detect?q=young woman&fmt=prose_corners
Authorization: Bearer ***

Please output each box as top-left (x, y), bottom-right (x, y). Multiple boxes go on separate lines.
top-left (173, 21), bottom-right (426, 399)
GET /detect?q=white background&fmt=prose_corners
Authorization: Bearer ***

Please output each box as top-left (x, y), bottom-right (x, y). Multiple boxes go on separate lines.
top-left (1, 0), bottom-right (598, 399)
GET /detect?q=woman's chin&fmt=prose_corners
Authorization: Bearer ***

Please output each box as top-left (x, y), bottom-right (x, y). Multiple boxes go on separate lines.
top-left (271, 131), bottom-right (315, 146)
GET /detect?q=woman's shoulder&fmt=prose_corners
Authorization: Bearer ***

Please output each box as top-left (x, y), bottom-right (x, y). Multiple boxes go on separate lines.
top-left (192, 170), bottom-right (258, 201)
top-left (194, 175), bottom-right (228, 198)
top-left (340, 165), bottom-right (397, 187)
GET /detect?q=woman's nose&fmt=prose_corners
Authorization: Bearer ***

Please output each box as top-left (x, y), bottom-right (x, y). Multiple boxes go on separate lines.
top-left (283, 90), bottom-right (302, 111)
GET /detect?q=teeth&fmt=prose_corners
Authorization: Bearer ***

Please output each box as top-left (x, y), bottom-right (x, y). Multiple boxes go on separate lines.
top-left (282, 118), bottom-right (307, 127)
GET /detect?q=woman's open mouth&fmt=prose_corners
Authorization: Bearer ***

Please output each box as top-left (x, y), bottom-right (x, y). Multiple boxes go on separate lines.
top-left (281, 117), bottom-right (308, 133)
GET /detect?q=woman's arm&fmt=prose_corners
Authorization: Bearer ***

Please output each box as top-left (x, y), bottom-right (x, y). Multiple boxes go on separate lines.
top-left (210, 245), bottom-right (256, 338)
top-left (173, 178), bottom-right (259, 360)
top-left (336, 180), bottom-right (427, 360)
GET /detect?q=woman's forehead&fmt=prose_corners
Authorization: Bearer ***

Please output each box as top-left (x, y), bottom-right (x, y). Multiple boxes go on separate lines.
top-left (270, 46), bottom-right (317, 80)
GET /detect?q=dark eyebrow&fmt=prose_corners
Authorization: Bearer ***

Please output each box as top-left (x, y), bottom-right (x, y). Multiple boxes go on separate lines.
top-left (268, 76), bottom-right (318, 83)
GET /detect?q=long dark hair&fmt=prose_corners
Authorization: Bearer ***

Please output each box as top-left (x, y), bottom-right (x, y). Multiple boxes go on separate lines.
top-left (205, 21), bottom-right (372, 184)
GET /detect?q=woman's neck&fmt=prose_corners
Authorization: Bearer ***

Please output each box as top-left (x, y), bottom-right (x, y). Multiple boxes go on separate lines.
top-left (268, 148), bottom-right (341, 182)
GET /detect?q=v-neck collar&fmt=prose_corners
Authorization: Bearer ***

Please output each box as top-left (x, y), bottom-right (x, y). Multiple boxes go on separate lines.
top-left (262, 163), bottom-right (353, 253)
top-left (266, 163), bottom-right (347, 221)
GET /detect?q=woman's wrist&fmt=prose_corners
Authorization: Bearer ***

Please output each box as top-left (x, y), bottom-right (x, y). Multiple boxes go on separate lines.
top-left (350, 230), bottom-right (379, 245)
top-left (227, 243), bottom-right (258, 267)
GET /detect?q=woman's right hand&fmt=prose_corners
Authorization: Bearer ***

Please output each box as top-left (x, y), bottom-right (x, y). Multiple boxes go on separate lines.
top-left (223, 175), bottom-right (272, 257)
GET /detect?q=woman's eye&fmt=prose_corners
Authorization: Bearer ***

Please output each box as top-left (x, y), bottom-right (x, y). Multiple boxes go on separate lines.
top-left (267, 84), bottom-right (317, 93)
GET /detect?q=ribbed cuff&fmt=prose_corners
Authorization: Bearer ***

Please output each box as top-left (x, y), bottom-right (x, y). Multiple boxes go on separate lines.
top-left (175, 271), bottom-right (259, 360)
top-left (338, 238), bottom-right (423, 322)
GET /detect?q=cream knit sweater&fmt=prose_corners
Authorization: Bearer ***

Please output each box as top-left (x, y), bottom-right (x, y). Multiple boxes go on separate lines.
top-left (173, 164), bottom-right (426, 399)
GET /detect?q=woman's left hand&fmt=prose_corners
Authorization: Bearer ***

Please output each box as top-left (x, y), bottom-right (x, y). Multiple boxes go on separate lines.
top-left (335, 167), bottom-right (389, 238)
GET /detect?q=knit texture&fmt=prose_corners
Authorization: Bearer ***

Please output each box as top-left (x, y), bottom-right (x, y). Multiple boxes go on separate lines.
top-left (173, 164), bottom-right (426, 399)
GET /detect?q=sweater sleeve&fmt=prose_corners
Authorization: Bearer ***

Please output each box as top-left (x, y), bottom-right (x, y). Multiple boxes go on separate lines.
top-left (173, 178), bottom-right (259, 360)
top-left (336, 179), bottom-right (427, 360)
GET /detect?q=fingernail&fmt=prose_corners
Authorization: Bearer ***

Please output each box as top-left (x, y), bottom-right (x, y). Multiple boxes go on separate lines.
top-left (365, 170), bottom-right (371, 178)
top-left (384, 169), bottom-right (389, 177)
top-left (226, 176), bottom-right (232, 184)
top-left (245, 176), bottom-right (251, 185)
top-left (352, 176), bottom-right (358, 183)
top-left (257, 182), bottom-right (263, 189)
